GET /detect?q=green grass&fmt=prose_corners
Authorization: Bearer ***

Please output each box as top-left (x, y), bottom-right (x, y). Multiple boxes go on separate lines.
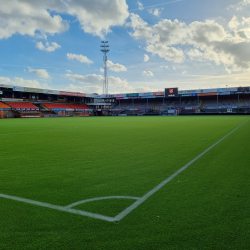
top-left (0, 116), bottom-right (249, 249)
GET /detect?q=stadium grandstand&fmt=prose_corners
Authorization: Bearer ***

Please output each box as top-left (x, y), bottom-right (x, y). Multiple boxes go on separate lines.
top-left (0, 84), bottom-right (250, 118)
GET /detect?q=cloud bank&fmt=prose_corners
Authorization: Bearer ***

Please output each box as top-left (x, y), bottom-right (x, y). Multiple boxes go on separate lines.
top-left (28, 68), bottom-right (50, 78)
top-left (127, 13), bottom-right (250, 72)
top-left (36, 42), bottom-right (61, 52)
top-left (67, 53), bottom-right (93, 64)
top-left (0, 0), bottom-right (129, 39)
top-left (107, 60), bottom-right (127, 72)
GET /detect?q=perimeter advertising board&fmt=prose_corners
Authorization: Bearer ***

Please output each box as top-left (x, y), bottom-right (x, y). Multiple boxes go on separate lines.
top-left (43, 89), bottom-right (60, 95)
top-left (60, 91), bottom-right (86, 97)
top-left (198, 93), bottom-right (218, 96)
top-left (153, 92), bottom-right (164, 96)
top-left (24, 87), bottom-right (44, 93)
top-left (238, 87), bottom-right (249, 92)
top-left (139, 92), bottom-right (153, 96)
top-left (165, 88), bottom-right (179, 97)
top-left (126, 93), bottom-right (139, 97)
top-left (13, 86), bottom-right (25, 92)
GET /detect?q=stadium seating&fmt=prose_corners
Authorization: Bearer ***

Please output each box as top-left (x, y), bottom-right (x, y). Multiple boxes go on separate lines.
top-left (0, 102), bottom-right (10, 109)
top-left (6, 102), bottom-right (39, 110)
top-left (68, 104), bottom-right (90, 110)
top-left (156, 101), bottom-right (172, 110)
top-left (116, 100), bottom-right (159, 110)
top-left (241, 98), bottom-right (250, 107)
top-left (42, 103), bottom-right (73, 110)
top-left (203, 98), bottom-right (238, 108)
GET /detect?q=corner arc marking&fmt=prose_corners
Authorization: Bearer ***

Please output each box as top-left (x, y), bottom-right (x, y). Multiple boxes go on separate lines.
top-left (0, 192), bottom-right (115, 222)
top-left (65, 196), bottom-right (140, 209)
top-left (0, 118), bottom-right (248, 223)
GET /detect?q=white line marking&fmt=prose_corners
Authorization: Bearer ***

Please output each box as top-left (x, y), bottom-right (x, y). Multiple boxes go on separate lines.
top-left (114, 118), bottom-right (250, 221)
top-left (0, 127), bottom-right (79, 136)
top-left (0, 193), bottom-right (116, 222)
top-left (0, 118), bottom-right (249, 222)
top-left (65, 196), bottom-right (140, 209)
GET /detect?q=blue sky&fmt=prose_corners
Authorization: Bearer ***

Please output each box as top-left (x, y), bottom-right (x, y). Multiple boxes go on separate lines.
top-left (0, 0), bottom-right (250, 94)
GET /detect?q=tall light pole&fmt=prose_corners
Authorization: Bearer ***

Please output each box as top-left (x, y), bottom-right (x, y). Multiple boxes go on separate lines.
top-left (100, 41), bottom-right (110, 95)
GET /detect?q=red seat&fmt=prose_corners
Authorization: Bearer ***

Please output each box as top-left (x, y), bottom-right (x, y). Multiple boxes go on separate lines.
top-left (6, 102), bottom-right (39, 110)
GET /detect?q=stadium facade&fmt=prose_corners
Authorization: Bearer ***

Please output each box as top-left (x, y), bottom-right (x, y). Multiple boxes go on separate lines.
top-left (0, 84), bottom-right (250, 118)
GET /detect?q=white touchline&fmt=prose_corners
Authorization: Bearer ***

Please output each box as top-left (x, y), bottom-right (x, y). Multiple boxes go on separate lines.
top-left (0, 118), bottom-right (249, 222)
top-left (0, 127), bottom-right (79, 136)
top-left (0, 193), bottom-right (115, 222)
top-left (113, 118), bottom-right (250, 221)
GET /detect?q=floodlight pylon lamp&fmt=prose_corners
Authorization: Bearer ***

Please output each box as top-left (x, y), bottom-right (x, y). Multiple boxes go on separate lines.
top-left (100, 40), bottom-right (110, 95)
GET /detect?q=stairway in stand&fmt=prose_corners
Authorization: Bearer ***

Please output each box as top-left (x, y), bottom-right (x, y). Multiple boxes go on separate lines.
top-left (152, 102), bottom-right (158, 109)
top-left (200, 100), bottom-right (205, 109)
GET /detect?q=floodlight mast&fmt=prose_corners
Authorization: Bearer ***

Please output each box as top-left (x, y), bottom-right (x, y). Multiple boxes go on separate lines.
top-left (100, 41), bottom-right (110, 95)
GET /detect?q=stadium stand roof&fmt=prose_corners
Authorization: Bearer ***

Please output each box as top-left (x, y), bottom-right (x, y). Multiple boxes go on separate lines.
top-left (1, 83), bottom-right (250, 100)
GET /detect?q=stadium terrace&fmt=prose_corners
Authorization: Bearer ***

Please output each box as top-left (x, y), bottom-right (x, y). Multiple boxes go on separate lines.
top-left (0, 84), bottom-right (250, 118)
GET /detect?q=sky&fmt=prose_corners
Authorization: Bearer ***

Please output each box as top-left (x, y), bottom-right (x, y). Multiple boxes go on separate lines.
top-left (0, 0), bottom-right (250, 94)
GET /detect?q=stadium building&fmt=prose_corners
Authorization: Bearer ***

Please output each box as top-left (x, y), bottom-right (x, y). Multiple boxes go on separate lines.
top-left (0, 84), bottom-right (250, 118)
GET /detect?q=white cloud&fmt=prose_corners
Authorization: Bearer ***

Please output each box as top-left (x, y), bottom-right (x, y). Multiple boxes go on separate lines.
top-left (64, 0), bottom-right (129, 37)
top-left (67, 53), bottom-right (93, 64)
top-left (128, 14), bottom-right (188, 45)
top-left (66, 70), bottom-right (72, 73)
top-left (160, 65), bottom-right (169, 69)
top-left (65, 73), bottom-right (103, 85)
top-left (65, 73), bottom-right (129, 93)
top-left (127, 13), bottom-right (153, 40)
top-left (128, 14), bottom-right (186, 62)
top-left (128, 13), bottom-right (250, 72)
top-left (107, 60), bottom-right (127, 72)
top-left (66, 84), bottom-right (102, 94)
top-left (242, 17), bottom-right (250, 25)
top-left (100, 68), bottom-right (104, 73)
top-left (144, 54), bottom-right (149, 62)
top-left (0, 0), bottom-right (129, 39)
top-left (0, 76), bottom-right (11, 85)
top-left (66, 80), bottom-right (158, 95)
top-left (187, 49), bottom-right (204, 61)
top-left (228, 0), bottom-right (250, 11)
top-left (173, 72), bottom-right (250, 89)
top-left (0, 76), bottom-right (45, 88)
top-left (188, 20), bottom-right (228, 46)
top-left (228, 16), bottom-right (240, 30)
top-left (28, 68), bottom-right (50, 78)
top-left (142, 70), bottom-right (154, 76)
top-left (236, 28), bottom-right (250, 39)
top-left (148, 8), bottom-right (163, 16)
top-left (146, 45), bottom-right (185, 62)
top-left (138, 1), bottom-right (144, 10)
top-left (64, 73), bottom-right (159, 94)
top-left (0, 1), bottom-right (69, 39)
top-left (36, 42), bottom-right (61, 52)
top-left (109, 76), bottom-right (159, 93)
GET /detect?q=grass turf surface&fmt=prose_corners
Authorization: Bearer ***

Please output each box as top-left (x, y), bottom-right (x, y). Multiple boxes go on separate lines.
top-left (0, 116), bottom-right (250, 249)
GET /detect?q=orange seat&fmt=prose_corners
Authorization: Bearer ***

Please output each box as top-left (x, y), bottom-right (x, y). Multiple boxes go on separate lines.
top-left (42, 103), bottom-right (72, 110)
top-left (0, 102), bottom-right (10, 109)
top-left (5, 102), bottom-right (39, 110)
top-left (68, 104), bottom-right (90, 110)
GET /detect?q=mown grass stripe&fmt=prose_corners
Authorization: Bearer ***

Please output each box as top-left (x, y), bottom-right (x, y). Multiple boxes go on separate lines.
top-left (0, 127), bottom-right (79, 136)
top-left (114, 118), bottom-right (250, 221)
top-left (0, 193), bottom-right (115, 222)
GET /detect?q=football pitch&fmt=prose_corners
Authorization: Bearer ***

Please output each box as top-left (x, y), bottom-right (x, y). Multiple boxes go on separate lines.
top-left (0, 116), bottom-right (250, 249)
